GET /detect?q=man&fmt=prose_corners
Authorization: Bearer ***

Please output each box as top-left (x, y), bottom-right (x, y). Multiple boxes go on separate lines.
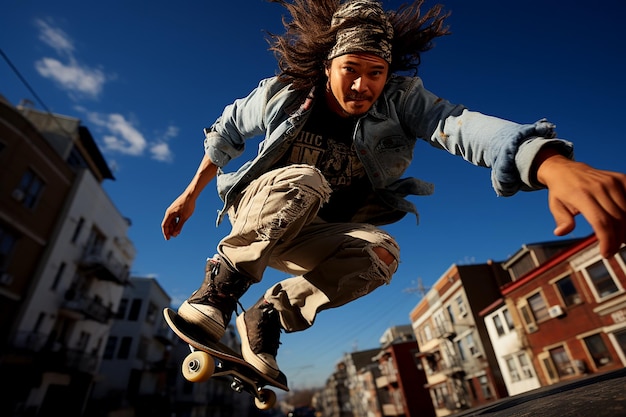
top-left (162, 0), bottom-right (626, 380)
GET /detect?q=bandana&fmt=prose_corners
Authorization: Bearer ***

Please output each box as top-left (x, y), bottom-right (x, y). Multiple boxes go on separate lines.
top-left (327, 0), bottom-right (394, 64)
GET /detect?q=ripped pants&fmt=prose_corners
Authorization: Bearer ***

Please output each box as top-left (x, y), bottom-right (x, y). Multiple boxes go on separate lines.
top-left (218, 164), bottom-right (400, 332)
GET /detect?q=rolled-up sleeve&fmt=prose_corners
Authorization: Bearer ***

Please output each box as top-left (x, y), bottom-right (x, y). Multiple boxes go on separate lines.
top-left (203, 78), bottom-right (276, 167)
top-left (401, 78), bottom-right (574, 196)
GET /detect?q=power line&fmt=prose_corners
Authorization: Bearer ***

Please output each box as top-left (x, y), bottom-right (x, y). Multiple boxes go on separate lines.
top-left (1, 48), bottom-right (52, 114)
top-left (0, 47), bottom-right (73, 137)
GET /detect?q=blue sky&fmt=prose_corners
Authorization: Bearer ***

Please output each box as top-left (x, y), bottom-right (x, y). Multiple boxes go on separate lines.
top-left (2, 0), bottom-right (625, 389)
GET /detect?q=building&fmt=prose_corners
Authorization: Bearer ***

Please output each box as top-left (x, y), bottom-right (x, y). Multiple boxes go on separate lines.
top-left (410, 262), bottom-right (510, 416)
top-left (0, 96), bottom-right (75, 347)
top-left (481, 298), bottom-right (541, 396)
top-left (496, 235), bottom-right (626, 386)
top-left (373, 325), bottom-right (434, 417)
top-left (89, 277), bottom-right (173, 416)
top-left (479, 238), bottom-right (586, 396)
top-left (0, 98), bottom-right (135, 416)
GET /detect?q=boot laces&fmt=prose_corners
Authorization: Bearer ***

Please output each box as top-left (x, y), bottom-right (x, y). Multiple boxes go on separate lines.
top-left (253, 302), bottom-right (282, 355)
top-left (201, 256), bottom-right (245, 321)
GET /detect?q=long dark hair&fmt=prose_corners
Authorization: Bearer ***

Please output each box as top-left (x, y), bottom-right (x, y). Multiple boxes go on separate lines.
top-left (267, 0), bottom-right (451, 90)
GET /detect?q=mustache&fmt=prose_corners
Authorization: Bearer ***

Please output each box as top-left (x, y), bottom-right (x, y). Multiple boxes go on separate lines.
top-left (346, 93), bottom-right (372, 101)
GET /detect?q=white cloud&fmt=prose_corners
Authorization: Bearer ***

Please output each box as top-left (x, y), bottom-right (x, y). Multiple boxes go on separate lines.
top-left (34, 18), bottom-right (107, 99)
top-left (98, 113), bottom-right (146, 156)
top-left (35, 19), bottom-right (177, 163)
top-left (35, 19), bottom-right (74, 56)
top-left (150, 142), bottom-right (174, 162)
top-left (35, 57), bottom-right (105, 98)
top-left (78, 108), bottom-right (176, 162)
top-left (149, 124), bottom-right (178, 162)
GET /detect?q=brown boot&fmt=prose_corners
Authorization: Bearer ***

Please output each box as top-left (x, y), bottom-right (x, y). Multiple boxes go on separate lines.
top-left (236, 297), bottom-right (282, 378)
top-left (178, 255), bottom-right (252, 341)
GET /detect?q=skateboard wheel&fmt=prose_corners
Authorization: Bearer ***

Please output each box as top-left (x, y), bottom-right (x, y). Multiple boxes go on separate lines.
top-left (255, 388), bottom-right (277, 410)
top-left (182, 350), bottom-right (215, 383)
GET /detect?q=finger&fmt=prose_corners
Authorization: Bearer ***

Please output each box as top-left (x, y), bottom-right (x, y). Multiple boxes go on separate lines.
top-left (549, 199), bottom-right (576, 237)
top-left (580, 191), bottom-right (626, 258)
top-left (161, 213), bottom-right (180, 240)
top-left (590, 217), bottom-right (619, 258)
top-left (578, 203), bottom-right (625, 258)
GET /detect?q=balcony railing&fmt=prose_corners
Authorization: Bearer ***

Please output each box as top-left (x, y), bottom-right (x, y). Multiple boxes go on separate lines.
top-left (381, 403), bottom-right (404, 416)
top-left (9, 331), bottom-right (99, 374)
top-left (78, 249), bottom-right (130, 285)
top-left (375, 372), bottom-right (398, 388)
top-left (62, 290), bottom-right (114, 323)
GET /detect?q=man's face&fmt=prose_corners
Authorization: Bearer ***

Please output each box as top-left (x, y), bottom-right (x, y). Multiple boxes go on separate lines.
top-left (324, 53), bottom-right (389, 117)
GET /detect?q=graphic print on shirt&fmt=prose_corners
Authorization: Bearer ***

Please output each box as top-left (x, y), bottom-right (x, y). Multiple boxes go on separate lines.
top-left (282, 125), bottom-right (365, 190)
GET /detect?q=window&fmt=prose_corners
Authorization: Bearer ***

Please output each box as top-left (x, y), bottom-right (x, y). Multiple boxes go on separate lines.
top-left (423, 324), bottom-right (432, 342)
top-left (51, 262), bottom-right (66, 290)
top-left (466, 333), bottom-right (479, 356)
top-left (15, 168), bottom-right (44, 209)
top-left (146, 302), bottom-right (158, 323)
top-left (0, 225), bottom-right (18, 273)
top-left (509, 251), bottom-right (536, 279)
top-left (424, 351), bottom-right (442, 375)
top-left (586, 260), bottom-right (619, 299)
top-left (117, 336), bottom-right (132, 359)
top-left (71, 217), bottom-right (84, 244)
top-left (540, 353), bottom-right (558, 382)
top-left (456, 295), bottom-right (467, 317)
top-left (478, 375), bottom-right (493, 399)
top-left (85, 227), bottom-right (106, 257)
top-left (519, 304), bottom-right (535, 328)
top-left (506, 357), bottom-right (521, 382)
top-left (555, 275), bottom-right (581, 306)
top-left (447, 305), bottom-right (455, 324)
top-left (528, 292), bottom-right (549, 322)
top-left (456, 340), bottom-right (466, 361)
top-left (104, 336), bottom-right (117, 359)
top-left (613, 329), bottom-right (626, 359)
top-left (493, 315), bottom-right (505, 337)
top-left (518, 352), bottom-right (534, 379)
top-left (116, 298), bottom-right (128, 319)
top-left (549, 346), bottom-right (574, 377)
top-left (128, 298), bottom-right (142, 321)
top-left (583, 334), bottom-right (613, 368)
top-left (431, 383), bottom-right (449, 409)
top-left (503, 308), bottom-right (515, 331)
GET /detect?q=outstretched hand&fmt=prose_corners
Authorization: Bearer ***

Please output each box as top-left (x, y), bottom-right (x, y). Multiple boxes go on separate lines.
top-left (536, 151), bottom-right (626, 258)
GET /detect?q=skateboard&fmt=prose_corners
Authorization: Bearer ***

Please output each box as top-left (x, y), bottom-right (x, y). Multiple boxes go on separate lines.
top-left (163, 308), bottom-right (289, 410)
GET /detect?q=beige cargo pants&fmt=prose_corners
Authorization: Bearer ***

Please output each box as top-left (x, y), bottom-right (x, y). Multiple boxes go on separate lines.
top-left (218, 164), bottom-right (400, 332)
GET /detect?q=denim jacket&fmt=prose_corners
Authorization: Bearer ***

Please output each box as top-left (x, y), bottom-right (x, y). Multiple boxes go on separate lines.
top-left (204, 75), bottom-right (573, 225)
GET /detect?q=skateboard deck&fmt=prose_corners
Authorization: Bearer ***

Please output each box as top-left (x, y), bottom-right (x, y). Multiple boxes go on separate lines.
top-left (163, 308), bottom-right (289, 409)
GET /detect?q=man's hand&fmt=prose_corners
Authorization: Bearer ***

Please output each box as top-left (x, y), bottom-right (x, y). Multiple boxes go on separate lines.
top-left (161, 154), bottom-right (218, 240)
top-left (535, 149), bottom-right (626, 258)
top-left (161, 192), bottom-right (196, 240)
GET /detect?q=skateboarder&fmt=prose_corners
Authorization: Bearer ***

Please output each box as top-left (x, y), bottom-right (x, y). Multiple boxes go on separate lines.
top-left (161, 0), bottom-right (626, 380)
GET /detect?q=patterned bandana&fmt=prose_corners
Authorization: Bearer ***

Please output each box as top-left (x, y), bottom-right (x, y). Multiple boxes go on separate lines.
top-left (327, 0), bottom-right (394, 64)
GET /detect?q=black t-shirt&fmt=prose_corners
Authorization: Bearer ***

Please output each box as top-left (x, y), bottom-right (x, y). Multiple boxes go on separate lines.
top-left (274, 98), bottom-right (373, 222)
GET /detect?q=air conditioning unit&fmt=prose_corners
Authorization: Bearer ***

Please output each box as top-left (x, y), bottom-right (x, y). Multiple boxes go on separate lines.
top-left (527, 322), bottom-right (538, 333)
top-left (11, 189), bottom-right (25, 202)
top-left (548, 305), bottom-right (565, 318)
top-left (0, 273), bottom-right (14, 285)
